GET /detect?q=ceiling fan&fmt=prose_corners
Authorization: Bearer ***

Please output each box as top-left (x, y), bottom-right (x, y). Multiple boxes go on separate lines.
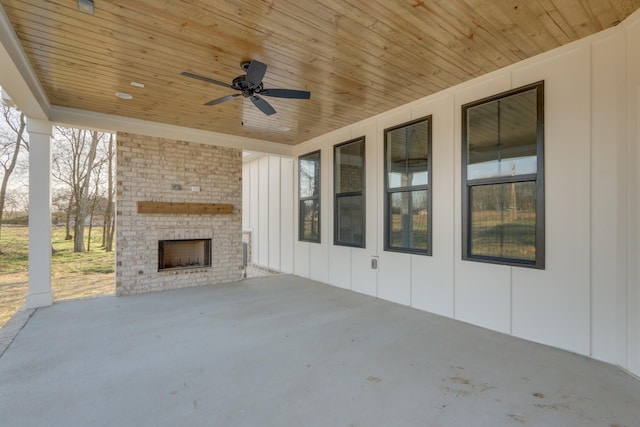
top-left (181, 60), bottom-right (311, 116)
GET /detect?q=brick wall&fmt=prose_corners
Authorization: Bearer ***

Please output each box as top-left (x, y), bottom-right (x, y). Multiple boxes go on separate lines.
top-left (116, 132), bottom-right (243, 295)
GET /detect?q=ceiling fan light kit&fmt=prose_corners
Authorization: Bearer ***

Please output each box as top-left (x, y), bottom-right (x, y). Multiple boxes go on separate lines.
top-left (181, 59), bottom-right (310, 116)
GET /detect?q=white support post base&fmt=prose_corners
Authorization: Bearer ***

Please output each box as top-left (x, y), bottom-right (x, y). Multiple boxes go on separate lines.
top-left (25, 118), bottom-right (53, 308)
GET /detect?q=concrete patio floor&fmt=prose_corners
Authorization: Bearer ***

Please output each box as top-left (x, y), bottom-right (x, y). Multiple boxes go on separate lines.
top-left (1, 275), bottom-right (639, 427)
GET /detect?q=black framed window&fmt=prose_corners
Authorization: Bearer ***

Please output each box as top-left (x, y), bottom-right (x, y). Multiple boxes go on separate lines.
top-left (334, 137), bottom-right (365, 247)
top-left (298, 150), bottom-right (321, 243)
top-left (384, 116), bottom-right (432, 255)
top-left (462, 81), bottom-right (545, 268)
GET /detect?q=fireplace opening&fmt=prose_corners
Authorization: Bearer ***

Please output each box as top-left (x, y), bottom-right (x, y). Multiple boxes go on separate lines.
top-left (158, 239), bottom-right (212, 271)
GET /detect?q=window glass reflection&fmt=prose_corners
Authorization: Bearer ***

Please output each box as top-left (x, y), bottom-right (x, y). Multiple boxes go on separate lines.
top-left (386, 121), bottom-right (429, 188)
top-left (300, 199), bottom-right (320, 241)
top-left (388, 190), bottom-right (428, 250)
top-left (337, 195), bottom-right (364, 245)
top-left (299, 152), bottom-right (320, 198)
top-left (469, 181), bottom-right (536, 261)
top-left (336, 140), bottom-right (364, 193)
top-left (467, 88), bottom-right (537, 180)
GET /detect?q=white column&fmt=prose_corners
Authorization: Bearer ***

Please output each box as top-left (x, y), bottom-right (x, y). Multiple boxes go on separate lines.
top-left (25, 118), bottom-right (53, 308)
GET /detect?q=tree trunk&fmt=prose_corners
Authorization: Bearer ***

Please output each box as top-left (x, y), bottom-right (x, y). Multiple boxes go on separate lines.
top-left (106, 215), bottom-right (115, 252)
top-left (86, 172), bottom-right (101, 252)
top-left (73, 196), bottom-right (83, 251)
top-left (101, 216), bottom-right (106, 247)
top-left (87, 211), bottom-right (93, 251)
top-left (65, 193), bottom-right (74, 240)
top-left (104, 134), bottom-right (114, 251)
top-left (73, 130), bottom-right (100, 252)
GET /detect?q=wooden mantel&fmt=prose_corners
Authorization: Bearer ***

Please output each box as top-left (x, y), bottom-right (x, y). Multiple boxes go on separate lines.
top-left (137, 201), bottom-right (233, 215)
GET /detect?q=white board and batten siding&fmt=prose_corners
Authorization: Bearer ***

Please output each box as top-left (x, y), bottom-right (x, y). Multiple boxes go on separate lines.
top-left (242, 156), bottom-right (294, 274)
top-left (243, 10), bottom-right (640, 378)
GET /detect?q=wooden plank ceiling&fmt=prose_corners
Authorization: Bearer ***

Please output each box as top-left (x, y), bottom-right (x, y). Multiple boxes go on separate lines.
top-left (1, 0), bottom-right (638, 145)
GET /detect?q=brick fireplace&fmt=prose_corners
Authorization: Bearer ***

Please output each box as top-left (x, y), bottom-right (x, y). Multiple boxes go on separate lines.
top-left (116, 132), bottom-right (243, 295)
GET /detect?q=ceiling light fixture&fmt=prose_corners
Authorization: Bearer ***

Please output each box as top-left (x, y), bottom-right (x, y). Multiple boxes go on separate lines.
top-left (130, 81), bottom-right (145, 88)
top-left (77, 0), bottom-right (94, 15)
top-left (115, 92), bottom-right (133, 100)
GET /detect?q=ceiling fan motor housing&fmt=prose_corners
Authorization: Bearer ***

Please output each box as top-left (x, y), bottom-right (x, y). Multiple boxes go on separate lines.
top-left (232, 75), bottom-right (264, 96)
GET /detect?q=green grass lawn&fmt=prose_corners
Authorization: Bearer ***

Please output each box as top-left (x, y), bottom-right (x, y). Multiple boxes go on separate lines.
top-left (0, 226), bottom-right (114, 329)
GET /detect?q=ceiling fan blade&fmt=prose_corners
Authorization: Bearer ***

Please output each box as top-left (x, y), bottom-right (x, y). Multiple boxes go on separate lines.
top-left (250, 95), bottom-right (276, 115)
top-left (204, 93), bottom-right (241, 106)
top-left (262, 88), bottom-right (311, 99)
top-left (245, 60), bottom-right (267, 86)
top-left (181, 71), bottom-right (234, 89)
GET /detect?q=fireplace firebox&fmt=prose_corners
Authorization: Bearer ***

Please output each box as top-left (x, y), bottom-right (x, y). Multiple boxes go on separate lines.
top-left (158, 239), bottom-right (212, 271)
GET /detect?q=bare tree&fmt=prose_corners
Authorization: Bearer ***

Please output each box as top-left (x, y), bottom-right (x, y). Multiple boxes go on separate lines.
top-left (2, 188), bottom-right (28, 220)
top-left (75, 130), bottom-right (101, 252)
top-left (0, 105), bottom-right (27, 239)
top-left (87, 156), bottom-right (106, 252)
top-left (103, 133), bottom-right (115, 252)
top-left (52, 188), bottom-right (71, 226)
top-left (64, 192), bottom-right (74, 240)
top-left (52, 127), bottom-right (105, 252)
